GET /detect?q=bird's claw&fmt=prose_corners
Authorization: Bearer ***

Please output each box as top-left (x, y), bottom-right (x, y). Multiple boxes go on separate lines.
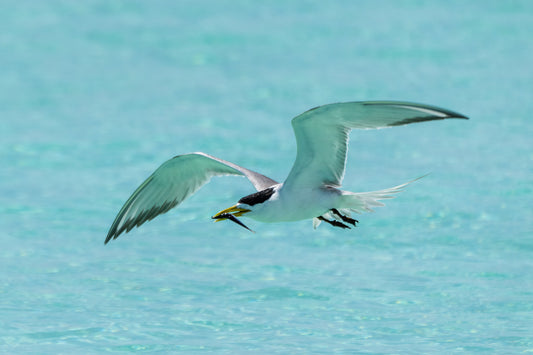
top-left (317, 216), bottom-right (351, 229)
top-left (317, 209), bottom-right (359, 229)
top-left (331, 209), bottom-right (359, 227)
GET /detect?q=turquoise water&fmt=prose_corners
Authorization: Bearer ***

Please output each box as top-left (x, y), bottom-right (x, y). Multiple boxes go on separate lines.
top-left (1, 0), bottom-right (532, 353)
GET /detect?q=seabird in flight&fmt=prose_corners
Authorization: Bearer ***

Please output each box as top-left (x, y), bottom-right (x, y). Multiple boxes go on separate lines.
top-left (105, 101), bottom-right (467, 244)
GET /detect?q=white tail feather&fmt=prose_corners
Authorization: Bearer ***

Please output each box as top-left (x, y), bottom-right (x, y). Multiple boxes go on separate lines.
top-left (340, 175), bottom-right (427, 213)
top-left (312, 175), bottom-right (427, 229)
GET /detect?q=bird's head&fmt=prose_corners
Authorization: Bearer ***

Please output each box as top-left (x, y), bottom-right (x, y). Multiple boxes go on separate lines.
top-left (211, 203), bottom-right (253, 232)
top-left (211, 187), bottom-right (276, 232)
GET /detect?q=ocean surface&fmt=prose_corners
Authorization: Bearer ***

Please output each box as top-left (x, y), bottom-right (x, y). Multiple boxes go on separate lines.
top-left (1, 1), bottom-right (532, 353)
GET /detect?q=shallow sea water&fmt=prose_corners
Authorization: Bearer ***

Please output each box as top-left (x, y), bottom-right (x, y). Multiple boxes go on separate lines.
top-left (1, 0), bottom-right (532, 353)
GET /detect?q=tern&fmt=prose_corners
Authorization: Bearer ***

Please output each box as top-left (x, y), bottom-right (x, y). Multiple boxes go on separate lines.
top-left (105, 101), bottom-right (467, 244)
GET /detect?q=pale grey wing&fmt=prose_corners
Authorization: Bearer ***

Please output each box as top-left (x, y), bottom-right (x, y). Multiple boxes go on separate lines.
top-left (105, 152), bottom-right (277, 243)
top-left (194, 152), bottom-right (278, 191)
top-left (284, 101), bottom-right (468, 189)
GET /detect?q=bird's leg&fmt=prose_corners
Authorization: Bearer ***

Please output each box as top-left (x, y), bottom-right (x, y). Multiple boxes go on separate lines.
top-left (331, 208), bottom-right (358, 227)
top-left (317, 216), bottom-right (351, 229)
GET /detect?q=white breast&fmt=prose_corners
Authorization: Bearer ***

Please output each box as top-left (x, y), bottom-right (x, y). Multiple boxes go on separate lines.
top-left (246, 184), bottom-right (341, 223)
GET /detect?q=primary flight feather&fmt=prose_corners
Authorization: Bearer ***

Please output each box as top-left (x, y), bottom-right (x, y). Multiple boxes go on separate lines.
top-left (105, 101), bottom-right (467, 244)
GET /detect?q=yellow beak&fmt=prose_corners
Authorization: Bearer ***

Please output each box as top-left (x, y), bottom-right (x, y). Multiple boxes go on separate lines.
top-left (212, 205), bottom-right (251, 221)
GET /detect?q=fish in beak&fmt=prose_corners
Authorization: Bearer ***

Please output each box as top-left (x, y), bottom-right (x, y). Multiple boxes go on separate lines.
top-left (212, 205), bottom-right (254, 232)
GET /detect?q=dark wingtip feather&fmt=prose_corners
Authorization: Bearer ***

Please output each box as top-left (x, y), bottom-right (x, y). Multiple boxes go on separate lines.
top-left (363, 101), bottom-right (469, 122)
top-left (104, 199), bottom-right (180, 245)
top-left (105, 218), bottom-right (121, 244)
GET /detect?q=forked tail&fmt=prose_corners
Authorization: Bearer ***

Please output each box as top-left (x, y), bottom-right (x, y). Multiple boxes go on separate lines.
top-left (313, 175), bottom-right (427, 229)
top-left (341, 175), bottom-right (427, 213)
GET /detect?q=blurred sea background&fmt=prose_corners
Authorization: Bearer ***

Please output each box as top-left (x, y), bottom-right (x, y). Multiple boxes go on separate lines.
top-left (1, 0), bottom-right (532, 353)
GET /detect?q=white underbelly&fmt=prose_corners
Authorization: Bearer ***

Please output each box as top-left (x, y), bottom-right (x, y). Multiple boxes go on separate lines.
top-left (246, 186), bottom-right (340, 223)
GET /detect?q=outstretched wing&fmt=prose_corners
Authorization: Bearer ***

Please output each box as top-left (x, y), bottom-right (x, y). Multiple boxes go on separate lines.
top-left (284, 101), bottom-right (468, 189)
top-left (105, 152), bottom-right (277, 243)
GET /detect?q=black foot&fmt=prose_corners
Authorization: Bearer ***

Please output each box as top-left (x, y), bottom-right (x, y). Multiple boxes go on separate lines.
top-left (331, 209), bottom-right (358, 226)
top-left (318, 216), bottom-right (351, 229)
